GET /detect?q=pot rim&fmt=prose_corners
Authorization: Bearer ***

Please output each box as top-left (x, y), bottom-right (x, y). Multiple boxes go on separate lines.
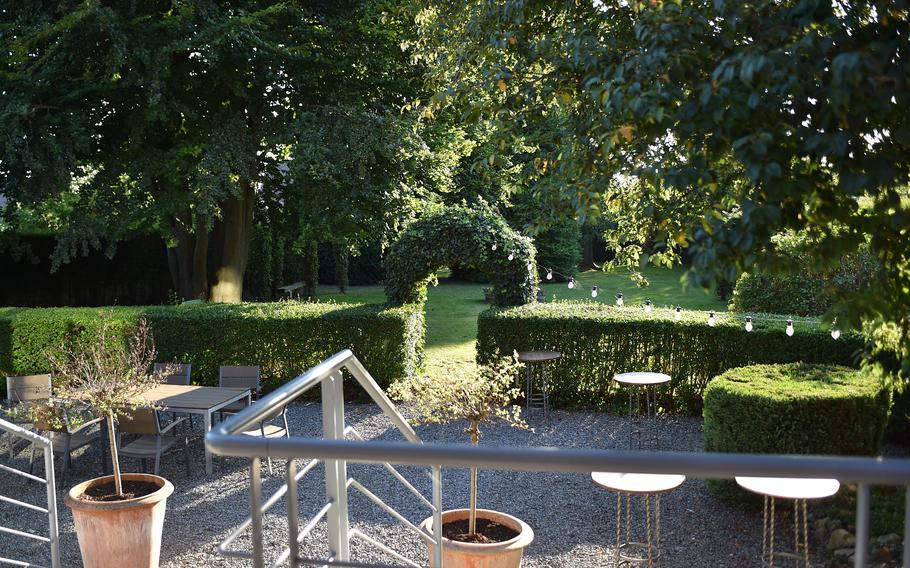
top-left (64, 473), bottom-right (174, 512)
top-left (420, 508), bottom-right (534, 553)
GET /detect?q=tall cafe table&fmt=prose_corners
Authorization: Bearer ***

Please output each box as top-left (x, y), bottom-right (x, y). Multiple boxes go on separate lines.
top-left (139, 385), bottom-right (251, 475)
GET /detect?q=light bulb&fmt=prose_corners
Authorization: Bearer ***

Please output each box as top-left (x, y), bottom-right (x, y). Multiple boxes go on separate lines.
top-left (546, 270), bottom-right (553, 280)
top-left (491, 241), bottom-right (497, 251)
top-left (508, 252), bottom-right (514, 261)
top-left (644, 299), bottom-right (653, 313)
top-left (591, 286), bottom-right (598, 298)
top-left (675, 306), bottom-right (682, 321)
top-left (831, 329), bottom-right (841, 340)
top-left (527, 262), bottom-right (534, 272)
top-left (615, 292), bottom-right (624, 307)
top-left (745, 316), bottom-right (753, 332)
top-left (567, 278), bottom-right (575, 289)
top-left (786, 319), bottom-right (794, 336)
top-left (708, 312), bottom-right (716, 327)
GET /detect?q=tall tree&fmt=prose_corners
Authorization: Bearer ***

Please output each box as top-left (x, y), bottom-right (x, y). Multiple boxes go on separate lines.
top-left (0, 0), bottom-right (417, 301)
top-left (412, 0), bottom-right (910, 381)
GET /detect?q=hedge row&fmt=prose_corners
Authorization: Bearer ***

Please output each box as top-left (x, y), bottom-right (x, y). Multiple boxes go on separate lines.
top-left (476, 303), bottom-right (863, 413)
top-left (0, 302), bottom-right (425, 394)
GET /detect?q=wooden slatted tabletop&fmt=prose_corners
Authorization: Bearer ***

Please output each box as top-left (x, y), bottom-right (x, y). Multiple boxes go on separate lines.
top-left (139, 385), bottom-right (249, 411)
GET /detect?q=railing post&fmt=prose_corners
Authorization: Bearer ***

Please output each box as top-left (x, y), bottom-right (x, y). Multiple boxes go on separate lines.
top-left (250, 457), bottom-right (265, 568)
top-left (287, 458), bottom-right (300, 568)
top-left (43, 436), bottom-right (60, 568)
top-left (432, 465), bottom-right (444, 568)
top-left (854, 483), bottom-right (870, 568)
top-left (323, 371), bottom-right (350, 562)
top-left (903, 486), bottom-right (909, 568)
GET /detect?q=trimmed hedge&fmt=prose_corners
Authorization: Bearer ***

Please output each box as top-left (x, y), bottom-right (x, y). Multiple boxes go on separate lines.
top-left (0, 302), bottom-right (424, 394)
top-left (704, 363), bottom-right (890, 457)
top-left (476, 303), bottom-right (863, 413)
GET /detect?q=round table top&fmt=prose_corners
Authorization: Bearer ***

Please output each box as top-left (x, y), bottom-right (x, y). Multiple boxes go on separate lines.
top-left (591, 471), bottom-right (686, 494)
top-left (735, 476), bottom-right (840, 500)
top-left (613, 372), bottom-right (671, 386)
top-left (517, 351), bottom-right (562, 363)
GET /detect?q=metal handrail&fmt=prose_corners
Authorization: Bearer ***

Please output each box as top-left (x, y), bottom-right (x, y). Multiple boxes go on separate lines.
top-left (208, 350), bottom-right (910, 568)
top-left (209, 349), bottom-right (443, 568)
top-left (0, 417), bottom-right (61, 568)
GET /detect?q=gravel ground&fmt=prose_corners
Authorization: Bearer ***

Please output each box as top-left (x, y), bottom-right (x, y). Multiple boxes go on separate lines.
top-left (3, 404), bottom-right (818, 567)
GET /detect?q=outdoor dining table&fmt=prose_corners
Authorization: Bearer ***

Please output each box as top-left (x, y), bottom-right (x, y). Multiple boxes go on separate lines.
top-left (138, 384), bottom-right (251, 475)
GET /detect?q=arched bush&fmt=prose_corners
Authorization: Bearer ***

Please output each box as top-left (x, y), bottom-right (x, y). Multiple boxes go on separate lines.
top-left (385, 205), bottom-right (538, 306)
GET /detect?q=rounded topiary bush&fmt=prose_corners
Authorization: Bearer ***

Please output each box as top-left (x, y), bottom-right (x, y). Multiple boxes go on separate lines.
top-left (704, 363), bottom-right (890, 456)
top-left (704, 363), bottom-right (891, 502)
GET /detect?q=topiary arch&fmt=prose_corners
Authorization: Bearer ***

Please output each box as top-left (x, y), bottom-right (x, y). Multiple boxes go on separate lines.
top-left (385, 205), bottom-right (538, 306)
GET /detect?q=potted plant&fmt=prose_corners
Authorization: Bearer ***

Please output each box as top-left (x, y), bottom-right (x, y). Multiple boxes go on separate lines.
top-left (390, 357), bottom-right (534, 568)
top-left (46, 311), bottom-right (175, 568)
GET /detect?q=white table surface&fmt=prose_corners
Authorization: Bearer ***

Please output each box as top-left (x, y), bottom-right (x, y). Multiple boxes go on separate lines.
top-left (735, 476), bottom-right (840, 500)
top-left (613, 372), bottom-right (671, 386)
top-left (591, 471), bottom-right (686, 494)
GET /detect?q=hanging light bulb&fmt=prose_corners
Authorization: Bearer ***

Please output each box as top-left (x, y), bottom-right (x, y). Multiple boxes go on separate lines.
top-left (507, 252), bottom-right (514, 261)
top-left (491, 241), bottom-right (498, 251)
top-left (674, 306), bottom-right (682, 321)
top-left (527, 261), bottom-right (534, 272)
top-left (831, 318), bottom-right (840, 340)
top-left (708, 312), bottom-right (716, 327)
top-left (591, 285), bottom-right (598, 298)
top-left (745, 316), bottom-right (753, 332)
top-left (786, 319), bottom-right (795, 336)
top-left (567, 277), bottom-right (575, 289)
top-left (644, 299), bottom-right (653, 313)
top-left (615, 292), bottom-right (624, 307)
top-left (546, 269), bottom-right (553, 280)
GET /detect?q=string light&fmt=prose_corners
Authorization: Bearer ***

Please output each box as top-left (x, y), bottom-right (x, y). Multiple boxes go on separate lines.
top-left (675, 306), bottom-right (682, 321)
top-left (708, 312), bottom-right (716, 327)
top-left (507, 252), bottom-right (514, 261)
top-left (786, 319), bottom-right (795, 336)
top-left (615, 292), bottom-right (624, 307)
top-left (831, 318), bottom-right (840, 340)
top-left (546, 269), bottom-right (553, 280)
top-left (591, 285), bottom-right (599, 298)
top-left (745, 316), bottom-right (753, 332)
top-left (527, 261), bottom-right (534, 272)
top-left (644, 299), bottom-right (653, 313)
top-left (567, 277), bottom-right (575, 289)
top-left (491, 241), bottom-right (497, 251)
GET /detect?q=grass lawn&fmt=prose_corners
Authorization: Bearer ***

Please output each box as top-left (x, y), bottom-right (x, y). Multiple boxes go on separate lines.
top-left (318, 266), bottom-right (726, 375)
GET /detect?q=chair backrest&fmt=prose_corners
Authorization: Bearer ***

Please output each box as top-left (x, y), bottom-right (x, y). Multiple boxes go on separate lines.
top-left (32, 405), bottom-right (68, 433)
top-left (219, 365), bottom-right (261, 393)
top-left (6, 374), bottom-right (52, 403)
top-left (116, 408), bottom-right (160, 435)
top-left (154, 363), bottom-right (191, 385)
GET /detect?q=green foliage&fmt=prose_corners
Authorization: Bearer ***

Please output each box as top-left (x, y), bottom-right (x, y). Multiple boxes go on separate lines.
top-left (703, 363), bottom-right (891, 503)
top-left (412, 0), bottom-right (910, 384)
top-left (477, 303), bottom-right (862, 413)
top-left (0, 303), bottom-right (424, 394)
top-left (385, 204), bottom-right (538, 306)
top-left (730, 235), bottom-right (879, 316)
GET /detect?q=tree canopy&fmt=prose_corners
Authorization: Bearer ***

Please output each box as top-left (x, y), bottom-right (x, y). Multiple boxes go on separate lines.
top-left (411, 0), bottom-right (910, 381)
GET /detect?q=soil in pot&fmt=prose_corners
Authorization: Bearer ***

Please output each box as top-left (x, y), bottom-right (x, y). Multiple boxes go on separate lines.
top-left (82, 480), bottom-right (161, 502)
top-left (443, 518), bottom-right (520, 544)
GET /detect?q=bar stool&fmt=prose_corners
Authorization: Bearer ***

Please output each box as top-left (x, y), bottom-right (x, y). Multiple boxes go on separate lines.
top-left (613, 372), bottom-right (671, 449)
top-left (735, 477), bottom-right (841, 567)
top-left (517, 351), bottom-right (561, 420)
top-left (592, 471), bottom-right (685, 567)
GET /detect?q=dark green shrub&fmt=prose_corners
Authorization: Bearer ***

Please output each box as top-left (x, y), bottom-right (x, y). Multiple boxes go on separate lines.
top-left (477, 303), bottom-right (863, 413)
top-left (729, 235), bottom-right (878, 316)
top-left (703, 363), bottom-right (891, 503)
top-left (385, 205), bottom-right (538, 306)
top-left (532, 220), bottom-right (582, 282)
top-left (0, 302), bottom-right (424, 395)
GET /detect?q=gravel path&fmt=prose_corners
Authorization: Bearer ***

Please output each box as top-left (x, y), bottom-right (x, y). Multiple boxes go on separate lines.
top-left (3, 404), bottom-right (802, 567)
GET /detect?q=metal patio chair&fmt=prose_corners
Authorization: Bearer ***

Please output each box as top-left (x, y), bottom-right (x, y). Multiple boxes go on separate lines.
top-left (116, 408), bottom-right (192, 476)
top-left (29, 405), bottom-right (103, 485)
top-left (219, 365), bottom-right (289, 474)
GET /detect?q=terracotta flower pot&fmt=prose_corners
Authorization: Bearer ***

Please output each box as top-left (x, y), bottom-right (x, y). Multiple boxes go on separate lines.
top-left (420, 508), bottom-right (534, 568)
top-left (64, 473), bottom-right (174, 568)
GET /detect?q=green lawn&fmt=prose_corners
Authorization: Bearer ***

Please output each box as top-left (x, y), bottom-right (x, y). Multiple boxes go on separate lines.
top-left (318, 266), bottom-right (726, 375)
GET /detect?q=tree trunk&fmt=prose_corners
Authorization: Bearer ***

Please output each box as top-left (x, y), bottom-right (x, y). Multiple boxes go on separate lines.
top-left (301, 240), bottom-right (319, 299)
top-left (333, 242), bottom-right (349, 293)
top-left (209, 182), bottom-right (255, 303)
top-left (107, 414), bottom-right (122, 496)
top-left (167, 213), bottom-right (209, 301)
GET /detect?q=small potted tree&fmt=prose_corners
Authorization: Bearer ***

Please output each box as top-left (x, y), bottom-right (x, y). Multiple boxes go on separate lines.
top-left (390, 358), bottom-right (534, 568)
top-left (47, 311), bottom-right (176, 568)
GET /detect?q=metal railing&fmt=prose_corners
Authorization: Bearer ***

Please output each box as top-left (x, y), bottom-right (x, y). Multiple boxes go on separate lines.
top-left (207, 350), bottom-right (910, 568)
top-left (0, 418), bottom-right (61, 568)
